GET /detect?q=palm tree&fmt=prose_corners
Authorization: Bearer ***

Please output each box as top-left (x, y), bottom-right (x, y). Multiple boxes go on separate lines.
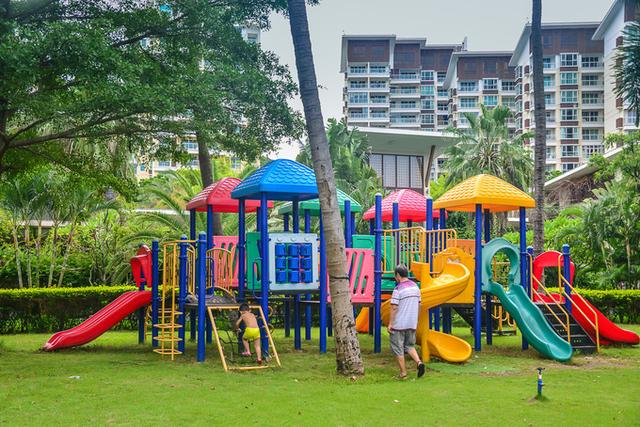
top-left (287, 0), bottom-right (364, 376)
top-left (445, 105), bottom-right (533, 188)
top-left (614, 21), bottom-right (640, 127)
top-left (531, 0), bottom-right (547, 254)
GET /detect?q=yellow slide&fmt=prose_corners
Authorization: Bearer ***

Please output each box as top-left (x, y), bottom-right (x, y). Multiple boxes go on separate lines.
top-left (358, 259), bottom-right (473, 363)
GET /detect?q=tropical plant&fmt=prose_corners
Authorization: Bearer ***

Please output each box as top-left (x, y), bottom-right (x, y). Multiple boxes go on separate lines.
top-left (531, 0), bottom-right (547, 254)
top-left (287, 0), bottom-right (364, 376)
top-left (614, 21), bottom-right (640, 127)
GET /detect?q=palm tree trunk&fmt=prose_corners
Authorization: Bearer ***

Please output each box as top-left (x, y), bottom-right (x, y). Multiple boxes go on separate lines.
top-left (196, 131), bottom-right (223, 235)
top-left (531, 0), bottom-right (547, 254)
top-left (287, 0), bottom-right (364, 376)
top-left (47, 225), bottom-right (59, 287)
top-left (57, 221), bottom-right (77, 287)
top-left (35, 220), bottom-right (43, 287)
top-left (11, 228), bottom-right (24, 288)
top-left (24, 224), bottom-right (32, 288)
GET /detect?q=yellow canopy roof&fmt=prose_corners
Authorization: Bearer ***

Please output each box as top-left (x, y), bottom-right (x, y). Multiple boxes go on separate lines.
top-left (433, 174), bottom-right (535, 213)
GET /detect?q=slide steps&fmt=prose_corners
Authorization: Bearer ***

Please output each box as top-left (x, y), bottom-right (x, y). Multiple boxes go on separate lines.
top-left (535, 302), bottom-right (597, 353)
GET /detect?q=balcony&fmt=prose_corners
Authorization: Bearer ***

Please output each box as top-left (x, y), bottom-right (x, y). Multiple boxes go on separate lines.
top-left (582, 119), bottom-right (604, 127)
top-left (581, 102), bottom-right (604, 110)
top-left (347, 66), bottom-right (390, 78)
top-left (390, 73), bottom-right (420, 84)
top-left (369, 112), bottom-right (389, 122)
top-left (390, 117), bottom-right (419, 127)
top-left (390, 105), bottom-right (420, 113)
top-left (389, 88), bottom-right (420, 98)
top-left (581, 83), bottom-right (604, 92)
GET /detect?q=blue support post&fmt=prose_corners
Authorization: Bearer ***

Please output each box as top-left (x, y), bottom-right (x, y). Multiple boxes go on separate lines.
top-left (206, 206), bottom-right (213, 343)
top-left (392, 201), bottom-right (400, 266)
top-left (519, 207), bottom-right (529, 350)
top-left (151, 241), bottom-right (160, 347)
top-left (439, 209), bottom-right (446, 228)
top-left (206, 205), bottom-right (214, 251)
top-left (256, 207), bottom-right (261, 231)
top-left (374, 194), bottom-right (383, 353)
top-left (196, 232), bottom-right (207, 362)
top-left (137, 246), bottom-right (146, 345)
top-left (283, 209), bottom-right (290, 338)
top-left (426, 198), bottom-right (435, 329)
top-left (369, 219), bottom-right (374, 235)
top-left (238, 199), bottom-right (246, 302)
top-left (484, 210), bottom-right (492, 345)
top-left (189, 209), bottom-right (196, 242)
top-left (319, 213), bottom-right (328, 353)
top-left (562, 244), bottom-right (572, 314)
top-left (292, 201), bottom-right (301, 350)
top-left (407, 219), bottom-right (413, 228)
top-left (283, 214), bottom-right (290, 232)
top-left (189, 210), bottom-right (197, 341)
top-left (178, 236), bottom-right (188, 353)
top-left (350, 212), bottom-right (356, 239)
top-left (304, 208), bottom-right (312, 341)
top-left (474, 204), bottom-right (483, 352)
top-left (344, 200), bottom-right (352, 248)
top-left (259, 193), bottom-right (269, 357)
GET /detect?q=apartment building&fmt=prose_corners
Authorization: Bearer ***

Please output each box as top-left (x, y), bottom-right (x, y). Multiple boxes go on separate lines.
top-left (443, 51), bottom-right (517, 134)
top-left (593, 0), bottom-right (640, 135)
top-left (510, 23), bottom-right (606, 174)
top-left (340, 36), bottom-right (464, 132)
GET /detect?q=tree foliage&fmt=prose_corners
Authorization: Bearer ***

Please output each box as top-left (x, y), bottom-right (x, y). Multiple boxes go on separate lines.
top-left (614, 21), bottom-right (640, 127)
top-left (0, 0), bottom-right (302, 196)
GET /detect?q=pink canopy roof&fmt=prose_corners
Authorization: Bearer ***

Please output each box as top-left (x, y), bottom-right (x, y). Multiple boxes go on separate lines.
top-left (362, 189), bottom-right (444, 222)
top-left (186, 177), bottom-right (273, 213)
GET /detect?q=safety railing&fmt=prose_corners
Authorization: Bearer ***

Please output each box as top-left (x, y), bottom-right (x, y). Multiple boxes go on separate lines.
top-left (207, 247), bottom-right (234, 293)
top-left (382, 226), bottom-right (457, 275)
top-left (527, 254), bottom-right (571, 344)
top-left (557, 255), bottom-right (600, 352)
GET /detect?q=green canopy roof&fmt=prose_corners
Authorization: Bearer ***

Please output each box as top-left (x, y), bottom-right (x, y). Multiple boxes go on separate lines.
top-left (277, 188), bottom-right (362, 216)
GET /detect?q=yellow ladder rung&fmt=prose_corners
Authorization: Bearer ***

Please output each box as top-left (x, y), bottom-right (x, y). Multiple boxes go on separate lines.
top-left (153, 349), bottom-right (183, 355)
top-left (155, 337), bottom-right (183, 343)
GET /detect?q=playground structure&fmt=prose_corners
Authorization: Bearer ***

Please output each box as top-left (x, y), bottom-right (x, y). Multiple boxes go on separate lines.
top-left (43, 162), bottom-right (639, 367)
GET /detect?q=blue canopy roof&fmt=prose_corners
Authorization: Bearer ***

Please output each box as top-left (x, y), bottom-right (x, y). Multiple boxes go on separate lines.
top-left (231, 159), bottom-right (319, 201)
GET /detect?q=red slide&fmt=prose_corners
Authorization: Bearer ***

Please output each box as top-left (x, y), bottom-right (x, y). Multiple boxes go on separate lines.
top-left (533, 251), bottom-right (639, 346)
top-left (43, 290), bottom-right (151, 351)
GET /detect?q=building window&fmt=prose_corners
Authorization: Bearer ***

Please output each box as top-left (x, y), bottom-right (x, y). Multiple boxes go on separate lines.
top-left (561, 145), bottom-right (579, 157)
top-left (581, 75), bottom-right (600, 86)
top-left (369, 154), bottom-right (424, 190)
top-left (349, 65), bottom-right (367, 74)
top-left (560, 127), bottom-right (578, 139)
top-left (543, 75), bottom-right (555, 88)
top-left (437, 88), bottom-right (448, 97)
top-left (544, 93), bottom-right (555, 106)
top-left (546, 129), bottom-right (555, 141)
top-left (562, 163), bottom-right (578, 172)
top-left (421, 114), bottom-right (435, 125)
top-left (421, 70), bottom-right (434, 81)
top-left (231, 157), bottom-right (242, 170)
top-left (560, 72), bottom-right (577, 85)
top-left (421, 85), bottom-right (435, 96)
top-left (582, 145), bottom-right (604, 159)
top-left (369, 64), bottom-right (388, 74)
top-left (543, 56), bottom-right (555, 69)
top-left (625, 110), bottom-right (637, 125)
top-left (560, 90), bottom-right (578, 103)
top-left (502, 97), bottom-right (516, 110)
top-left (501, 81), bottom-right (516, 91)
top-left (437, 102), bottom-right (448, 112)
top-left (459, 81), bottom-right (478, 92)
top-left (546, 110), bottom-right (556, 123)
top-left (582, 111), bottom-right (600, 122)
top-left (546, 147), bottom-right (556, 160)
top-left (560, 53), bottom-right (578, 67)
top-left (158, 160), bottom-right (171, 167)
top-left (437, 72), bottom-right (446, 84)
top-left (581, 56), bottom-right (601, 68)
top-left (560, 109), bottom-right (577, 121)
top-left (370, 80), bottom-right (387, 89)
top-left (400, 100), bottom-right (417, 109)
top-left (483, 79), bottom-right (498, 90)
top-left (459, 97), bottom-right (478, 109)
top-left (370, 95), bottom-right (387, 104)
top-left (349, 80), bottom-right (367, 89)
top-left (421, 98), bottom-right (434, 110)
top-left (349, 92), bottom-right (368, 104)
top-left (483, 95), bottom-right (498, 107)
top-left (582, 129), bottom-right (601, 141)
top-left (182, 141), bottom-right (198, 151)
top-left (582, 92), bottom-right (601, 104)
top-left (139, 163), bottom-right (146, 172)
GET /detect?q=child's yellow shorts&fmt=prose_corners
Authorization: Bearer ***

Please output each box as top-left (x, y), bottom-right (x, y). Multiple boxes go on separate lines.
top-left (243, 327), bottom-right (261, 341)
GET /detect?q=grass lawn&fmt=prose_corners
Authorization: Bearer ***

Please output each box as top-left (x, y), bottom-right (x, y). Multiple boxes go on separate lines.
top-left (1, 326), bottom-right (639, 426)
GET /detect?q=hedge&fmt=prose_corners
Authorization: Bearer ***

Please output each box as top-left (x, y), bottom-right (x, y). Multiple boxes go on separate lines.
top-left (0, 286), bottom-right (638, 334)
top-left (0, 286), bottom-right (137, 334)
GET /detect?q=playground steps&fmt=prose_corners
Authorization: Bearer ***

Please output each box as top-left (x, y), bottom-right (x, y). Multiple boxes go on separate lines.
top-left (451, 304), bottom-right (517, 336)
top-left (535, 302), bottom-right (597, 354)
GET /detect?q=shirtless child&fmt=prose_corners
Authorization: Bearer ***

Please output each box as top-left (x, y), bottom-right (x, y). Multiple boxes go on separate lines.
top-left (235, 303), bottom-right (262, 364)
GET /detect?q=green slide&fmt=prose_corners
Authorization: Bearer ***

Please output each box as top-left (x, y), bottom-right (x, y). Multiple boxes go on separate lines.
top-left (481, 238), bottom-right (572, 362)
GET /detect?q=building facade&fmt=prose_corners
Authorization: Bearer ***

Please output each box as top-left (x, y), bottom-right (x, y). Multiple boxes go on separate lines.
top-left (593, 0), bottom-right (640, 135)
top-left (510, 23), bottom-right (607, 174)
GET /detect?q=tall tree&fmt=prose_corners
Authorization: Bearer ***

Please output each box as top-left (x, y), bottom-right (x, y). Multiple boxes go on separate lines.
top-left (531, 0), bottom-right (547, 254)
top-left (286, 0), bottom-right (364, 375)
top-left (614, 21), bottom-right (640, 127)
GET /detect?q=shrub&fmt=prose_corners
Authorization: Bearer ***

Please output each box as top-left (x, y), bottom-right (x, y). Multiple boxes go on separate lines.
top-left (575, 289), bottom-right (640, 324)
top-left (0, 285), bottom-right (137, 334)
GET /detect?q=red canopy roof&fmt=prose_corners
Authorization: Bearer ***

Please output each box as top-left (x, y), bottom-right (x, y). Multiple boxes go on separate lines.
top-left (362, 189), bottom-right (443, 222)
top-left (186, 177), bottom-right (272, 213)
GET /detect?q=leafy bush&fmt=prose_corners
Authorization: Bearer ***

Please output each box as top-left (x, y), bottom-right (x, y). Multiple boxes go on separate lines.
top-left (0, 286), bottom-right (137, 334)
top-left (574, 289), bottom-right (640, 324)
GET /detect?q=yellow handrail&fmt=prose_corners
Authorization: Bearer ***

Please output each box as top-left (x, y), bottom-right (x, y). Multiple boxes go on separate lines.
top-left (528, 254), bottom-right (571, 344)
top-left (557, 255), bottom-right (600, 352)
top-left (382, 226), bottom-right (457, 275)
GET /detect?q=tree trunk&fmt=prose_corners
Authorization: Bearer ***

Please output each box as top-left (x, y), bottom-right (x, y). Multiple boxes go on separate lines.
top-left (57, 221), bottom-right (77, 287)
top-left (11, 228), bottom-right (23, 288)
top-left (287, 0), bottom-right (364, 376)
top-left (25, 224), bottom-right (32, 288)
top-left (35, 220), bottom-right (43, 287)
top-left (196, 132), bottom-right (223, 235)
top-left (47, 225), bottom-right (59, 287)
top-left (531, 0), bottom-right (546, 254)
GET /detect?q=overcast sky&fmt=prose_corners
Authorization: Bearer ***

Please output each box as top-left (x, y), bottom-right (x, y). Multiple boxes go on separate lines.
top-left (260, 0), bottom-right (612, 158)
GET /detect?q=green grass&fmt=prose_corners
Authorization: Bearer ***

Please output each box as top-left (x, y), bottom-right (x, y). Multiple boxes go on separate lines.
top-left (1, 326), bottom-right (639, 426)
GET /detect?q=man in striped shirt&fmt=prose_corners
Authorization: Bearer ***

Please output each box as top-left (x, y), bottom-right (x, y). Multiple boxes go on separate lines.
top-left (388, 264), bottom-right (425, 379)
